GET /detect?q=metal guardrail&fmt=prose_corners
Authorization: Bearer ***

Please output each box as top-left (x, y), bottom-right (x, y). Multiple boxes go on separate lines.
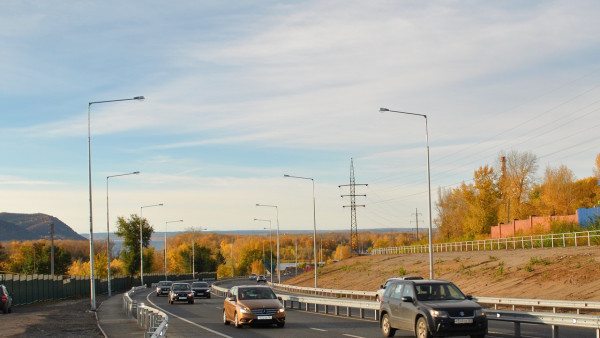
top-left (371, 230), bottom-right (600, 255)
top-left (475, 296), bottom-right (600, 315)
top-left (487, 309), bottom-right (600, 337)
top-left (122, 285), bottom-right (168, 337)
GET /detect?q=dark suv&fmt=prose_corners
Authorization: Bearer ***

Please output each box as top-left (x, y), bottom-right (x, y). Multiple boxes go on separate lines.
top-left (379, 279), bottom-right (487, 338)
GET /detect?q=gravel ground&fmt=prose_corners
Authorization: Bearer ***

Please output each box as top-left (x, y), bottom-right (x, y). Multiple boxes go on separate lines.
top-left (0, 295), bottom-right (108, 337)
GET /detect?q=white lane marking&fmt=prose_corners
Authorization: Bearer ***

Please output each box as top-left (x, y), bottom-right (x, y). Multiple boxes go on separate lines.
top-left (343, 334), bottom-right (365, 338)
top-left (145, 293), bottom-right (232, 338)
top-left (310, 328), bottom-right (327, 332)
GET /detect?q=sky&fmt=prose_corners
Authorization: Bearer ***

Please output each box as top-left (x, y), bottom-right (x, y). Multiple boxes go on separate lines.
top-left (1, 1), bottom-right (600, 236)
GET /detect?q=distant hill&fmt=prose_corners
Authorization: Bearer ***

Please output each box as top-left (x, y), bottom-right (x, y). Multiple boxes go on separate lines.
top-left (0, 212), bottom-right (86, 241)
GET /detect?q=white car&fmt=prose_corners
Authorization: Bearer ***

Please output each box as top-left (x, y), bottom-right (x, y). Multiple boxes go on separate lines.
top-left (376, 276), bottom-right (423, 301)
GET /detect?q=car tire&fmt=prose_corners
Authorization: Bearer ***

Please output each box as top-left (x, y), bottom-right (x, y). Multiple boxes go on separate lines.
top-left (381, 314), bottom-right (395, 337)
top-left (7, 306), bottom-right (11, 314)
top-left (223, 310), bottom-right (230, 325)
top-left (234, 312), bottom-right (242, 328)
top-left (276, 322), bottom-right (285, 328)
top-left (416, 317), bottom-right (431, 338)
top-left (207, 295), bottom-right (211, 299)
top-left (189, 299), bottom-right (194, 304)
top-left (2, 305), bottom-right (7, 314)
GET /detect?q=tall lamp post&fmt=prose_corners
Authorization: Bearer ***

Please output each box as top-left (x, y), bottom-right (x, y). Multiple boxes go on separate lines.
top-left (106, 171), bottom-right (139, 297)
top-left (164, 219), bottom-right (183, 280)
top-left (254, 218), bottom-right (273, 282)
top-left (284, 174), bottom-right (318, 288)
top-left (140, 203), bottom-right (163, 286)
top-left (379, 107), bottom-right (434, 279)
top-left (256, 204), bottom-right (281, 283)
top-left (88, 95), bottom-right (144, 311)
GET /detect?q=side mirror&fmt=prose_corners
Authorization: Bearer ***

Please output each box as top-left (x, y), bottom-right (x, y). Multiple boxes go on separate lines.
top-left (228, 296), bottom-right (236, 302)
top-left (401, 296), bottom-right (414, 303)
top-left (380, 285), bottom-right (384, 289)
top-left (466, 295), bottom-right (473, 300)
top-left (277, 296), bottom-right (283, 301)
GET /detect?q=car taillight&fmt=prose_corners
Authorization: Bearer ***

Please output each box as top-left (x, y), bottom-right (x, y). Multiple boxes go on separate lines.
top-left (1, 295), bottom-right (6, 301)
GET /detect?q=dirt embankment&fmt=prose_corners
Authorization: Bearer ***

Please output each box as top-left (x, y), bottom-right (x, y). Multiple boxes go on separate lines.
top-left (284, 246), bottom-right (600, 301)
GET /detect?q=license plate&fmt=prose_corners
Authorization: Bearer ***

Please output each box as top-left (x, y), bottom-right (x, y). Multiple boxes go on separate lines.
top-left (454, 318), bottom-right (473, 324)
top-left (179, 296), bottom-right (187, 300)
top-left (257, 315), bottom-right (272, 320)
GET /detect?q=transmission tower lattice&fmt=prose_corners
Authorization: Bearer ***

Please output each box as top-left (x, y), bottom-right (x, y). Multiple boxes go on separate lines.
top-left (339, 158), bottom-right (367, 255)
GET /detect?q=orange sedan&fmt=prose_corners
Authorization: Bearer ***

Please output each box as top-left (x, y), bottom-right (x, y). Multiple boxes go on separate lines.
top-left (223, 285), bottom-right (285, 328)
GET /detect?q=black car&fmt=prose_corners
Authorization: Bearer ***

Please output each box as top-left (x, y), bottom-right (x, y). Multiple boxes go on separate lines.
top-left (0, 285), bottom-right (12, 314)
top-left (191, 281), bottom-right (211, 298)
top-left (379, 279), bottom-right (487, 338)
top-left (156, 280), bottom-right (173, 297)
top-left (168, 283), bottom-right (194, 304)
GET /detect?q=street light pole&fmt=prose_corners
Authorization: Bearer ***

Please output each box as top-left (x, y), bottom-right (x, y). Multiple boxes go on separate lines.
top-left (379, 107), bottom-right (434, 279)
top-left (254, 218), bottom-right (273, 282)
top-left (164, 219), bottom-right (183, 280)
top-left (191, 227), bottom-right (207, 278)
top-left (256, 204), bottom-right (280, 283)
top-left (88, 95), bottom-right (144, 311)
top-left (140, 203), bottom-right (163, 286)
top-left (284, 174), bottom-right (318, 288)
top-left (106, 171), bottom-right (139, 297)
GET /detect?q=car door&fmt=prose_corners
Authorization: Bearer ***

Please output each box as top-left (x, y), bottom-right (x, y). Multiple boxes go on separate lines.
top-left (387, 283), bottom-right (404, 328)
top-left (396, 282), bottom-right (418, 331)
top-left (225, 287), bottom-right (237, 320)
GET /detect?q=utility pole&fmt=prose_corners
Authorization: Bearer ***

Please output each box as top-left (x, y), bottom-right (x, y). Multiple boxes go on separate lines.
top-left (339, 158), bottom-right (367, 255)
top-left (411, 209), bottom-right (422, 241)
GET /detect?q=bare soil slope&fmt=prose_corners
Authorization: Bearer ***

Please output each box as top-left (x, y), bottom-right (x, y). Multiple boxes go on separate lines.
top-left (284, 246), bottom-right (600, 301)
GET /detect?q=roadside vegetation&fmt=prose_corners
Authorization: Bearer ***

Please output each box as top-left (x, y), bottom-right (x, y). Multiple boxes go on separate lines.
top-left (1, 151), bottom-right (599, 281)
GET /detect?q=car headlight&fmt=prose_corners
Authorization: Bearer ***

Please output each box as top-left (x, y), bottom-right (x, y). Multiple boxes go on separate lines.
top-left (430, 310), bottom-right (448, 318)
top-left (238, 305), bottom-right (251, 314)
top-left (278, 308), bottom-right (285, 313)
top-left (475, 309), bottom-right (486, 317)
top-left (188, 292), bottom-right (194, 297)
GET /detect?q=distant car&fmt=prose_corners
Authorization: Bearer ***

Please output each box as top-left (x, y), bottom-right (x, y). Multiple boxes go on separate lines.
top-left (256, 275), bottom-right (267, 283)
top-left (249, 273), bottom-right (257, 280)
top-left (379, 279), bottom-right (487, 338)
top-left (376, 276), bottom-right (423, 301)
top-left (191, 281), bottom-right (211, 299)
top-left (156, 281), bottom-right (173, 297)
top-left (168, 283), bottom-right (194, 304)
top-left (0, 285), bottom-right (12, 314)
top-left (223, 285), bottom-right (285, 328)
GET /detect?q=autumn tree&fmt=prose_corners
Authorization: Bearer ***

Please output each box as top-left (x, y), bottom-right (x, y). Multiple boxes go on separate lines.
top-left (594, 153), bottom-right (600, 178)
top-left (464, 165), bottom-right (501, 237)
top-left (498, 150), bottom-right (538, 220)
top-left (435, 185), bottom-right (469, 239)
top-left (115, 214), bottom-right (154, 275)
top-left (539, 165), bottom-right (576, 215)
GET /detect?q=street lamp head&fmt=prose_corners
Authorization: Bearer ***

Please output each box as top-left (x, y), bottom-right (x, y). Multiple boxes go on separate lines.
top-left (133, 96), bottom-right (145, 101)
top-left (133, 171), bottom-right (140, 174)
top-left (379, 107), bottom-right (390, 112)
top-left (283, 174), bottom-right (290, 177)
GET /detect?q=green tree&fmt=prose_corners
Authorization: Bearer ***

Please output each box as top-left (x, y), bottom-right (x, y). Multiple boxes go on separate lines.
top-left (193, 245), bottom-right (220, 273)
top-left (115, 214), bottom-right (154, 275)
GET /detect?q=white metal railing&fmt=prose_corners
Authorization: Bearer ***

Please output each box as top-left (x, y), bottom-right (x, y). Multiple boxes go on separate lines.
top-left (122, 285), bottom-right (168, 337)
top-left (371, 230), bottom-right (600, 255)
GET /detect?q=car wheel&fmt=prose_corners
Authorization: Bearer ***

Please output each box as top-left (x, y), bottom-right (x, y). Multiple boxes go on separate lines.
top-left (381, 314), bottom-right (395, 337)
top-left (189, 300), bottom-right (194, 304)
top-left (207, 295), bottom-right (211, 299)
top-left (276, 322), bottom-right (285, 328)
top-left (7, 306), bottom-right (11, 314)
top-left (2, 305), bottom-right (7, 314)
top-left (416, 317), bottom-right (431, 338)
top-left (234, 312), bottom-right (242, 328)
top-left (223, 310), bottom-right (230, 325)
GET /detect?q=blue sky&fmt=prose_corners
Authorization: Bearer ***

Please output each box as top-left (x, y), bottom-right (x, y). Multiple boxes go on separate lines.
top-left (2, 1), bottom-right (600, 235)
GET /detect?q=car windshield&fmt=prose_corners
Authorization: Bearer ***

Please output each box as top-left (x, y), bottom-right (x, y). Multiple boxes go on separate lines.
top-left (239, 288), bottom-right (277, 300)
top-left (192, 282), bottom-right (208, 287)
top-left (172, 284), bottom-right (190, 291)
top-left (415, 283), bottom-right (466, 301)
top-left (159, 282), bottom-right (172, 286)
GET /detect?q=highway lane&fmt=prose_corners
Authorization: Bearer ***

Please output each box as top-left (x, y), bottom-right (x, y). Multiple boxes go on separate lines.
top-left (130, 281), bottom-right (599, 338)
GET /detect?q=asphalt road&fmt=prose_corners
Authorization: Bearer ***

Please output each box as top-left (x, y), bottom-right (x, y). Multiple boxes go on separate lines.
top-left (130, 280), bottom-right (599, 338)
